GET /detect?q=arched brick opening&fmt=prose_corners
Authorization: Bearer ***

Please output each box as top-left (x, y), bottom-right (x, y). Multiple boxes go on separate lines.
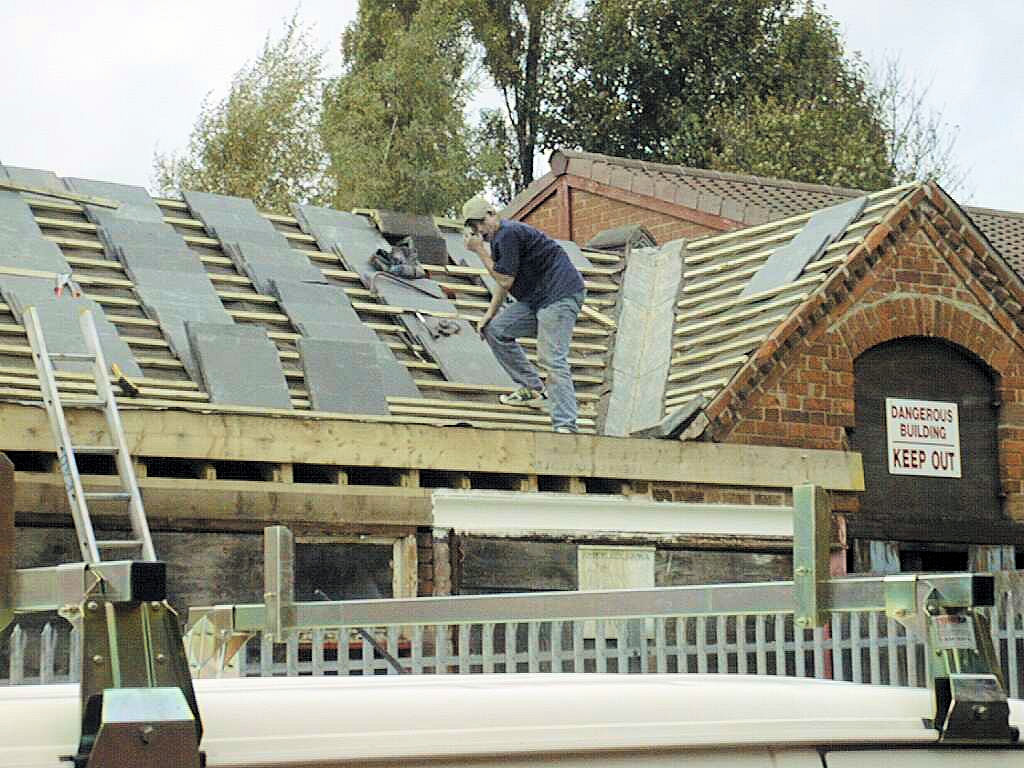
top-left (849, 336), bottom-right (1002, 548)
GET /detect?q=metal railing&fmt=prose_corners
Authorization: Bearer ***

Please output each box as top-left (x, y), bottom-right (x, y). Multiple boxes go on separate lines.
top-left (4, 575), bottom-right (1021, 696)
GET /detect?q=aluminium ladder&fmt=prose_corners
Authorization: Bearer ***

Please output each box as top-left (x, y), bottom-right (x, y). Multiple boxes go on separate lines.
top-left (23, 306), bottom-right (156, 563)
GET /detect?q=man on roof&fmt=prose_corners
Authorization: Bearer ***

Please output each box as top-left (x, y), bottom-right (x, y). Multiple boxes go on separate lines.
top-left (462, 195), bottom-right (585, 434)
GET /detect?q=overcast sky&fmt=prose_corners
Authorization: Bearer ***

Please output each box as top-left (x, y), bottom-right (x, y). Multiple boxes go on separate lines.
top-left (1, 1), bottom-right (1019, 211)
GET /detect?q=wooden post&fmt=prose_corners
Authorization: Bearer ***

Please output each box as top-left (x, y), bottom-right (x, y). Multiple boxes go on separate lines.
top-left (0, 453), bottom-right (14, 631)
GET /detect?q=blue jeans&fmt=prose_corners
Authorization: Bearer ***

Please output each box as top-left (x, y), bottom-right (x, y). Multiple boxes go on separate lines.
top-left (483, 291), bottom-right (585, 430)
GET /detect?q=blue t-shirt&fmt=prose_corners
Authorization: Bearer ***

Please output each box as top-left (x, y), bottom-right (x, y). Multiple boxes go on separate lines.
top-left (490, 220), bottom-right (584, 309)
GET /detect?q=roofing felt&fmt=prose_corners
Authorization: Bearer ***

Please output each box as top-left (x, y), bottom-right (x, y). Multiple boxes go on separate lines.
top-left (0, 167), bottom-right (624, 434)
top-left (508, 150), bottom-right (1024, 272)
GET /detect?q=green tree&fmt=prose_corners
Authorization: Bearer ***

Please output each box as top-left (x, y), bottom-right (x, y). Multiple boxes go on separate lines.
top-left (321, 1), bottom-right (484, 214)
top-left (543, 0), bottom-right (797, 165)
top-left (153, 17), bottom-right (332, 211)
top-left (464, 0), bottom-right (572, 191)
top-left (705, 4), bottom-right (893, 189)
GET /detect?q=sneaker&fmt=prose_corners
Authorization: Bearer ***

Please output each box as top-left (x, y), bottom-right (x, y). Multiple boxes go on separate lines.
top-left (553, 426), bottom-right (575, 434)
top-left (499, 387), bottom-right (548, 408)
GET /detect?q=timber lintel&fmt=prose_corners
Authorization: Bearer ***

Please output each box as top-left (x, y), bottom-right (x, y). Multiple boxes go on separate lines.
top-left (0, 403), bottom-right (864, 490)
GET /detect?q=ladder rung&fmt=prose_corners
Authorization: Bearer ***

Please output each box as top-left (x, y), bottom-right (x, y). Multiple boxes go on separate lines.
top-left (97, 540), bottom-right (143, 549)
top-left (83, 491), bottom-right (133, 502)
top-left (49, 352), bottom-right (96, 361)
top-left (61, 398), bottom-right (107, 408)
top-left (72, 445), bottom-right (119, 456)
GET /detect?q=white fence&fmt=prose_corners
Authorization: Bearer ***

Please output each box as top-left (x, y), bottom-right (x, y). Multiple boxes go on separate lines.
top-left (4, 589), bottom-right (1022, 696)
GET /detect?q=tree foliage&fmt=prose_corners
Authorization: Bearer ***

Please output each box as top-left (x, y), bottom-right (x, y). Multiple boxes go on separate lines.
top-left (705, 5), bottom-right (892, 189)
top-left (322, 1), bottom-right (483, 214)
top-left (156, 1), bottom-right (962, 211)
top-left (153, 17), bottom-right (332, 211)
top-left (543, 0), bottom-right (960, 192)
top-left (875, 57), bottom-right (964, 191)
top-left (464, 0), bottom-right (571, 191)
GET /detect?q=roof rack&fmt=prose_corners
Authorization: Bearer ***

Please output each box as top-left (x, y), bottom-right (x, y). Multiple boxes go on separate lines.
top-left (0, 478), bottom-right (1017, 765)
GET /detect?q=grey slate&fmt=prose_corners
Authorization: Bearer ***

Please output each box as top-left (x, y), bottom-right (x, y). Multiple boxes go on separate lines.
top-left (119, 238), bottom-right (232, 383)
top-left (373, 210), bottom-right (447, 266)
top-left (630, 395), bottom-right (708, 439)
top-left (68, 181), bottom-right (232, 384)
top-left (442, 230), bottom-right (498, 295)
top-left (65, 178), bottom-right (164, 223)
top-left (0, 187), bottom-right (140, 376)
top-left (1, 165), bottom-right (65, 194)
top-left (585, 225), bottom-right (656, 252)
top-left (556, 239), bottom-right (594, 271)
top-left (183, 190), bottom-right (290, 248)
top-left (223, 241), bottom-right (323, 294)
top-left (1, 278), bottom-right (142, 377)
top-left (293, 203), bottom-right (512, 387)
top-left (299, 337), bottom-right (418, 414)
top-left (603, 243), bottom-right (682, 436)
top-left (186, 322), bottom-right (292, 408)
top-left (0, 190), bottom-right (61, 242)
top-left (402, 313), bottom-right (512, 386)
top-left (742, 196), bottom-right (867, 297)
top-left (291, 205), bottom-right (389, 266)
top-left (267, 279), bottom-right (377, 343)
top-left (94, 217), bottom-right (190, 256)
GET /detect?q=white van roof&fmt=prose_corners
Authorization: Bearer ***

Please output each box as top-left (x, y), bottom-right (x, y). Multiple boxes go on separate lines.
top-left (2, 674), bottom-right (1021, 766)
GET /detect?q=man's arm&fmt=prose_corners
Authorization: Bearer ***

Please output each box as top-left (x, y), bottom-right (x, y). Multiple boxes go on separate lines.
top-left (466, 234), bottom-right (514, 334)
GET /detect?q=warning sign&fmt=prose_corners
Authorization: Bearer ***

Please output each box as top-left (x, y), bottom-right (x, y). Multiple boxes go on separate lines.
top-left (885, 398), bottom-right (961, 478)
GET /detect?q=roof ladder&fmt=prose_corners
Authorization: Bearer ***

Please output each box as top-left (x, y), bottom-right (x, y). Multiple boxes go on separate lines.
top-left (23, 306), bottom-right (156, 564)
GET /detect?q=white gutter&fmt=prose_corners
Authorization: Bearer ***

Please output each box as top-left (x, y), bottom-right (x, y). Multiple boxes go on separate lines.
top-left (430, 489), bottom-right (793, 539)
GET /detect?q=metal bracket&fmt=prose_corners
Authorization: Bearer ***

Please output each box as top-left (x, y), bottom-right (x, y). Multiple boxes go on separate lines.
top-left (792, 484), bottom-right (831, 628)
top-left (73, 597), bottom-right (204, 767)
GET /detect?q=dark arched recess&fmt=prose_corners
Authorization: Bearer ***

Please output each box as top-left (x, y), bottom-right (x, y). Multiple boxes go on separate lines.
top-left (849, 336), bottom-right (1009, 544)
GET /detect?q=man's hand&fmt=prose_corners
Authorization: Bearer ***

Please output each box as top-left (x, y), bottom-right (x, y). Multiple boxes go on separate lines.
top-left (464, 233), bottom-right (486, 256)
top-left (476, 307), bottom-right (496, 337)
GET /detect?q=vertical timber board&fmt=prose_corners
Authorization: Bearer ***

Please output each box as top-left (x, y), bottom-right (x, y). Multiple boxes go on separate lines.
top-left (432, 528), bottom-right (453, 597)
top-left (0, 453), bottom-right (12, 625)
top-left (392, 535), bottom-right (419, 599)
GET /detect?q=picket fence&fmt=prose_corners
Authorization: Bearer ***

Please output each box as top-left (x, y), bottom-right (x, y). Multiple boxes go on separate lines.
top-left (3, 590), bottom-right (1021, 697)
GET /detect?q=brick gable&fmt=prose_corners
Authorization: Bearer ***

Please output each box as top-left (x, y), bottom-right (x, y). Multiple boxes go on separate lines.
top-left (705, 186), bottom-right (1024, 523)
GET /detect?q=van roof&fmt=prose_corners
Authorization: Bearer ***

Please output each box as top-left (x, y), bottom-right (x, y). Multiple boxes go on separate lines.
top-left (4, 674), bottom-right (1021, 766)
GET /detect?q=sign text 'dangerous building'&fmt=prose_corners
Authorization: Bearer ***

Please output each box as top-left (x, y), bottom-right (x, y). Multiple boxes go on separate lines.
top-left (885, 398), bottom-right (961, 478)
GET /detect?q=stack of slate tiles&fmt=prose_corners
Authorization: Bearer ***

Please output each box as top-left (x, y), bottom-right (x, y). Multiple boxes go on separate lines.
top-left (186, 191), bottom-right (419, 415)
top-left (293, 204), bottom-right (514, 387)
top-left (0, 165), bottom-right (141, 376)
top-left (62, 178), bottom-right (273, 406)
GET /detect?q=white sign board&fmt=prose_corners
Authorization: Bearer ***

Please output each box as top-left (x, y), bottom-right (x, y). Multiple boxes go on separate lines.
top-left (885, 398), bottom-right (961, 478)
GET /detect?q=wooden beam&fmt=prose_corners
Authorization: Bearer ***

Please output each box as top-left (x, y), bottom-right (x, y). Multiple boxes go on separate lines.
top-left (16, 472), bottom-right (432, 529)
top-left (0, 180), bottom-right (119, 209)
top-left (0, 453), bottom-right (12, 627)
top-left (0, 404), bottom-right (865, 488)
top-left (558, 176), bottom-right (572, 240)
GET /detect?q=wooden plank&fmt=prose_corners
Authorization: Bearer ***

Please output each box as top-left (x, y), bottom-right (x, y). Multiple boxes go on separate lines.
top-left (580, 304), bottom-right (616, 329)
top-left (1, 180), bottom-right (118, 208)
top-left (0, 403), bottom-right (866, 487)
top-left (15, 472), bottom-right (433, 528)
top-left (0, 453), bottom-right (12, 626)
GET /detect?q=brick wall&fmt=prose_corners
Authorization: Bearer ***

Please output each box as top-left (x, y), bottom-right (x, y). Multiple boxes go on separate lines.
top-left (521, 190), bottom-right (564, 239)
top-left (519, 187), bottom-right (722, 245)
top-left (710, 196), bottom-right (1024, 523)
top-left (568, 189), bottom-right (718, 245)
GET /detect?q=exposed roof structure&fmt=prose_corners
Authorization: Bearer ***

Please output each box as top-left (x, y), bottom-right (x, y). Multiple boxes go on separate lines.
top-left (666, 183), bottom-right (916, 414)
top-left (665, 178), bottom-right (1024, 443)
top-left (506, 150), bottom-right (1024, 271)
top-left (0, 167), bottom-right (626, 434)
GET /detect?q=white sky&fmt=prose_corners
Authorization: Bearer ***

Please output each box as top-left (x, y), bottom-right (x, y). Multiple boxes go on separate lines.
top-left (0, 1), bottom-right (1019, 211)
